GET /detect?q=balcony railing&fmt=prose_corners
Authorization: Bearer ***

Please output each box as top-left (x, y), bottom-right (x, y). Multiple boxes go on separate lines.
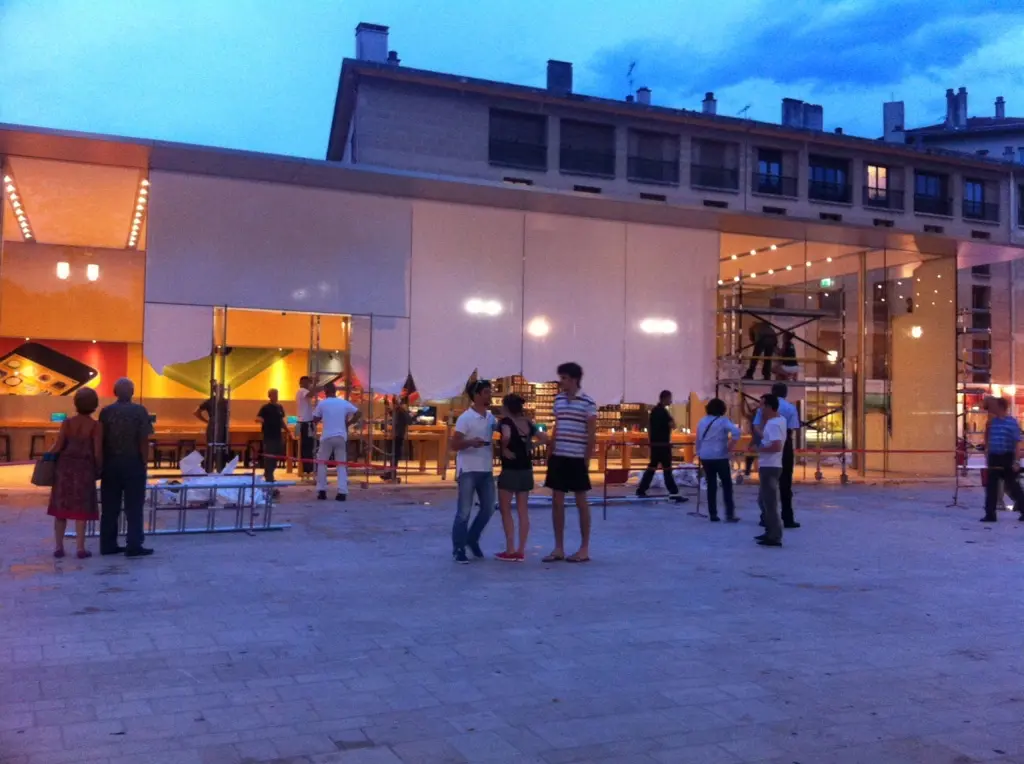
top-left (914, 195), bottom-right (953, 216)
top-left (559, 147), bottom-right (615, 177)
top-left (808, 179), bottom-right (852, 203)
top-left (752, 172), bottom-right (797, 197)
top-left (690, 164), bottom-right (739, 191)
top-left (488, 139), bottom-right (547, 171)
top-left (962, 199), bottom-right (1000, 222)
top-left (862, 187), bottom-right (905, 211)
top-left (627, 156), bottom-right (679, 185)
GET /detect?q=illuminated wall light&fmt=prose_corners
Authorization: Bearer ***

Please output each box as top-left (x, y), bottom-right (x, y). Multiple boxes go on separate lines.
top-left (86, 264), bottom-right (100, 282)
top-left (56, 261), bottom-right (70, 280)
top-left (526, 316), bottom-right (551, 338)
top-left (910, 325), bottom-right (923, 339)
top-left (639, 318), bottom-right (678, 335)
top-left (464, 297), bottom-right (502, 316)
top-left (827, 350), bottom-right (839, 363)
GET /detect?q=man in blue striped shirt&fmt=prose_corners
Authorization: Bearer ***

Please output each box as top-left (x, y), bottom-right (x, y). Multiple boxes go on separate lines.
top-left (983, 397), bottom-right (1024, 522)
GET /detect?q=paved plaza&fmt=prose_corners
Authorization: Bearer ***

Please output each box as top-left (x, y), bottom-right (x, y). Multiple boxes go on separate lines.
top-left (2, 481), bottom-right (1024, 764)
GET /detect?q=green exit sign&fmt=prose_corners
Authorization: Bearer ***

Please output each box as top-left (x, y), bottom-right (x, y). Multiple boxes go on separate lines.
top-left (819, 278), bottom-right (834, 288)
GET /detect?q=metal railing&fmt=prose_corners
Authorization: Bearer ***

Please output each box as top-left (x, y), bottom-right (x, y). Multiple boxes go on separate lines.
top-left (690, 164), bottom-right (739, 191)
top-left (488, 139), bottom-right (547, 171)
top-left (627, 156), bottom-right (679, 184)
top-left (559, 147), bottom-right (615, 177)
top-left (808, 179), bottom-right (852, 203)
top-left (914, 195), bottom-right (953, 216)
top-left (752, 172), bottom-right (797, 197)
top-left (962, 199), bottom-right (1000, 222)
top-left (862, 187), bottom-right (905, 211)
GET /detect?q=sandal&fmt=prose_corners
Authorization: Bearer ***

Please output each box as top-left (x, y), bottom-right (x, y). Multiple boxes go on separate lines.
top-left (566, 553), bottom-right (591, 563)
top-left (53, 549), bottom-right (65, 559)
top-left (541, 552), bottom-right (565, 563)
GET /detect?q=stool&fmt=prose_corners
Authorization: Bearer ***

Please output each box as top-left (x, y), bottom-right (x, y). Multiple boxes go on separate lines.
top-left (152, 441), bottom-right (178, 468)
top-left (177, 439), bottom-right (199, 464)
top-left (0, 433), bottom-right (10, 463)
top-left (29, 434), bottom-right (48, 460)
top-left (244, 438), bottom-right (263, 467)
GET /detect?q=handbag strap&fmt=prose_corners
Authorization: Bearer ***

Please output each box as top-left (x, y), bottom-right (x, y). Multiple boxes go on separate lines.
top-left (700, 416), bottom-right (722, 441)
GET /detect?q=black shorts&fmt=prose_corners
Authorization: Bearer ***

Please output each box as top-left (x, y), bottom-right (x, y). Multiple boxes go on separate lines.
top-left (545, 455), bottom-right (591, 493)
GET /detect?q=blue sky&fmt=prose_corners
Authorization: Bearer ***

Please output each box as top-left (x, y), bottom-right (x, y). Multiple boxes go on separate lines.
top-left (2, 0), bottom-right (1023, 158)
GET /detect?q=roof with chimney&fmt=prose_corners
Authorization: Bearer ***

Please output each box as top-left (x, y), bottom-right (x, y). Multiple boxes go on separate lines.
top-left (905, 117), bottom-right (1024, 137)
top-left (328, 25), bottom-right (1018, 172)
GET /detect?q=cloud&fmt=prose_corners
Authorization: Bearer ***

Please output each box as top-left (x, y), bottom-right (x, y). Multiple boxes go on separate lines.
top-left (588, 0), bottom-right (1022, 95)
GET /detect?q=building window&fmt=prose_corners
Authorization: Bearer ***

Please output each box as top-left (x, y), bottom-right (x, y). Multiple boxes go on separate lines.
top-left (971, 264), bottom-right (991, 277)
top-left (913, 171), bottom-right (951, 216)
top-left (752, 148), bottom-right (795, 196)
top-left (690, 139), bottom-right (739, 191)
top-left (626, 130), bottom-right (679, 185)
top-left (559, 120), bottom-right (615, 177)
top-left (963, 178), bottom-right (998, 221)
top-left (971, 337), bottom-right (992, 384)
top-left (1018, 147), bottom-right (1024, 165)
top-left (863, 164), bottom-right (903, 210)
top-left (488, 110), bottom-right (547, 171)
top-left (808, 155), bottom-right (851, 203)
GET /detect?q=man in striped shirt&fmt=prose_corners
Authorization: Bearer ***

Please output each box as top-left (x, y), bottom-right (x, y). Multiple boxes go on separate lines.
top-left (543, 362), bottom-right (597, 563)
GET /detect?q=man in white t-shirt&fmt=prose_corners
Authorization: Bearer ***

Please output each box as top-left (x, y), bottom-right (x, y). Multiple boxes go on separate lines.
top-left (450, 379), bottom-right (497, 564)
top-left (754, 393), bottom-right (786, 548)
top-left (313, 382), bottom-right (360, 502)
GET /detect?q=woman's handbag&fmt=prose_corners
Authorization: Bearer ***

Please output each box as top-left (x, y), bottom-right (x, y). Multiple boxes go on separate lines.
top-left (31, 452), bottom-right (58, 487)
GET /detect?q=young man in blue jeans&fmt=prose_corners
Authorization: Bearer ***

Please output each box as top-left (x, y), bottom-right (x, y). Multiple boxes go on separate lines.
top-left (451, 380), bottom-right (498, 564)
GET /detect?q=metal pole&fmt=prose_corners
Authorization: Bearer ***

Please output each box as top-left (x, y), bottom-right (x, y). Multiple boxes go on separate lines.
top-left (365, 315), bottom-right (374, 489)
top-left (855, 252), bottom-right (867, 477)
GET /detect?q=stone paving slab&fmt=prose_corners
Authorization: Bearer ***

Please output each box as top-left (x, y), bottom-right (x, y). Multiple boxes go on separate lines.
top-left (2, 482), bottom-right (1024, 763)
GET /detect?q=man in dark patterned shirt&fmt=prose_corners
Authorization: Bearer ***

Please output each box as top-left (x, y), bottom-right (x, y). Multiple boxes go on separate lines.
top-left (98, 378), bottom-right (154, 557)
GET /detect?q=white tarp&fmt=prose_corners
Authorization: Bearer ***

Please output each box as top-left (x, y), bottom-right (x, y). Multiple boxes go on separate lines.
top-left (143, 303), bottom-right (213, 374)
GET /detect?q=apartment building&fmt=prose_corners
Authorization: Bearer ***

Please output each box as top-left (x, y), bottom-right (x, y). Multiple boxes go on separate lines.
top-left (329, 25), bottom-right (1023, 250)
top-left (882, 88), bottom-right (1024, 387)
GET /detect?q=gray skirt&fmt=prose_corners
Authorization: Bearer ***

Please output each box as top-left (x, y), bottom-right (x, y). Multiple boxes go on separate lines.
top-left (497, 468), bottom-right (535, 493)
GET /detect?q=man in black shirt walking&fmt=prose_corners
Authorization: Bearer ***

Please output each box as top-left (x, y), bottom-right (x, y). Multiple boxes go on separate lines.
top-left (636, 390), bottom-right (686, 502)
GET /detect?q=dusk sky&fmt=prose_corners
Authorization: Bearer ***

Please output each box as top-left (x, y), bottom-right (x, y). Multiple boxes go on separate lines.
top-left (2, 0), bottom-right (1023, 158)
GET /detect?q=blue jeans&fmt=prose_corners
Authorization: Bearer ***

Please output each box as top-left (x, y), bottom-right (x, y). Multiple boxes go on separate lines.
top-left (452, 471), bottom-right (496, 552)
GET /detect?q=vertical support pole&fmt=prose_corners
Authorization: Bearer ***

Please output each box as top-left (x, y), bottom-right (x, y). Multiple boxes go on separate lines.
top-left (855, 251), bottom-right (867, 477)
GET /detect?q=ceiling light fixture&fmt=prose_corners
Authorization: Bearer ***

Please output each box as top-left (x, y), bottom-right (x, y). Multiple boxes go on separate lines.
top-left (639, 318), bottom-right (678, 335)
top-left (770, 244), bottom-right (778, 251)
top-left (56, 262), bottom-right (70, 280)
top-left (86, 264), bottom-right (100, 282)
top-left (2, 170), bottom-right (34, 242)
top-left (127, 175), bottom-right (150, 250)
top-left (526, 316), bottom-right (551, 338)
top-left (464, 297), bottom-right (502, 317)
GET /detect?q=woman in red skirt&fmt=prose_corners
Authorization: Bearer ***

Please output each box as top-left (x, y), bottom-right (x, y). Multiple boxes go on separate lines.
top-left (48, 388), bottom-right (103, 559)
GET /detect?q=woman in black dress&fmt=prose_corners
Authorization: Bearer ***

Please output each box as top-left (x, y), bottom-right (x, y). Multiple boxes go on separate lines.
top-left (495, 394), bottom-right (544, 561)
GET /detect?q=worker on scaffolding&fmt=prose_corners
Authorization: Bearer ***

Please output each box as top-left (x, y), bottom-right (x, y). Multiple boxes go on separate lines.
top-left (743, 319), bottom-right (777, 381)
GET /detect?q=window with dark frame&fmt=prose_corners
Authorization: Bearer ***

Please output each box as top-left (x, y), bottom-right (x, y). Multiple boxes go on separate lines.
top-left (488, 109), bottom-right (547, 171)
top-left (808, 155), bottom-right (851, 203)
top-left (559, 119), bottom-right (616, 177)
top-left (754, 148), bottom-right (789, 195)
top-left (690, 139), bottom-right (739, 190)
top-left (866, 165), bottom-right (887, 200)
top-left (627, 130), bottom-right (679, 185)
top-left (914, 171), bottom-right (950, 215)
top-left (963, 178), bottom-right (989, 220)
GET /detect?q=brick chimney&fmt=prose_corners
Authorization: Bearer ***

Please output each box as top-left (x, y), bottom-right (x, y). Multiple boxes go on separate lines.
top-left (996, 96), bottom-right (1006, 119)
top-left (956, 86), bottom-right (968, 129)
top-left (355, 22), bottom-right (389, 63)
top-left (945, 88), bottom-right (956, 128)
top-left (636, 87), bottom-right (651, 105)
top-left (547, 60), bottom-right (573, 95)
top-left (702, 92), bottom-right (717, 115)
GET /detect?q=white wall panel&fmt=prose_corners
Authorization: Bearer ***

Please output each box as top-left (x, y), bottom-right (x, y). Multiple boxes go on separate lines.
top-left (143, 303), bottom-right (214, 373)
top-left (409, 201), bottom-right (524, 400)
top-left (523, 214), bottom-right (626, 405)
top-left (624, 225), bottom-right (719, 402)
top-left (146, 172), bottom-right (411, 316)
top-left (371, 315), bottom-right (410, 395)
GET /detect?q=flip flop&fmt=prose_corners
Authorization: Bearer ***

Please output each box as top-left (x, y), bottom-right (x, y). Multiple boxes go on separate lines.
top-left (542, 553), bottom-right (565, 563)
top-left (566, 554), bottom-right (591, 563)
